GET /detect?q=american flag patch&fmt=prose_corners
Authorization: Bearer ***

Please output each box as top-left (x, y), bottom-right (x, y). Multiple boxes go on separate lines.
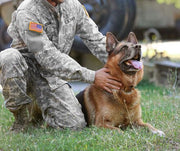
top-left (29, 22), bottom-right (43, 33)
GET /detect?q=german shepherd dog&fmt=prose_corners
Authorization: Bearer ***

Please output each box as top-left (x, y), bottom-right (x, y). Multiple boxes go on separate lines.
top-left (77, 32), bottom-right (165, 136)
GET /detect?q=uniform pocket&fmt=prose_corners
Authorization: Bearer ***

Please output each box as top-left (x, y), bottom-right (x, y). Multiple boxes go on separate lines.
top-left (63, 17), bottom-right (76, 37)
top-left (44, 22), bottom-right (54, 41)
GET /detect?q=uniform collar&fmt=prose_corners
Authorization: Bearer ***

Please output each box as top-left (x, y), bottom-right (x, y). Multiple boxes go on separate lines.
top-left (36, 0), bottom-right (61, 12)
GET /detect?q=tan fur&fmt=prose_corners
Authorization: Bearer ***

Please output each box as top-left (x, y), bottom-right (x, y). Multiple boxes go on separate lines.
top-left (83, 33), bottom-right (165, 136)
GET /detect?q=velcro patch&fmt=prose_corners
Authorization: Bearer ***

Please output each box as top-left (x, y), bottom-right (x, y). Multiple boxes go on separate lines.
top-left (29, 22), bottom-right (43, 33)
top-left (82, 5), bottom-right (89, 18)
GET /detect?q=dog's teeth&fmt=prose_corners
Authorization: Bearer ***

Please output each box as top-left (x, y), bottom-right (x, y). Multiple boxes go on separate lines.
top-left (125, 61), bottom-right (130, 65)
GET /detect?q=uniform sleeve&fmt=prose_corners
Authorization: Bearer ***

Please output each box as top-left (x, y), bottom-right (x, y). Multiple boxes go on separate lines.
top-left (76, 2), bottom-right (108, 64)
top-left (15, 10), bottom-right (95, 83)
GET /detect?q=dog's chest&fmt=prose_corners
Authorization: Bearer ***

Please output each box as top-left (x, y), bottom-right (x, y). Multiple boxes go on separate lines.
top-left (103, 94), bottom-right (141, 127)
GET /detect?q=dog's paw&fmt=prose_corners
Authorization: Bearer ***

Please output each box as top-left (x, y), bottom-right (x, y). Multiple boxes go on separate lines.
top-left (152, 129), bottom-right (165, 137)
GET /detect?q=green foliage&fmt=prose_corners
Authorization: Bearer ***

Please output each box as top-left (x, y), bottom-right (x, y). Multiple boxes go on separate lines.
top-left (157, 0), bottom-right (180, 8)
top-left (0, 81), bottom-right (180, 151)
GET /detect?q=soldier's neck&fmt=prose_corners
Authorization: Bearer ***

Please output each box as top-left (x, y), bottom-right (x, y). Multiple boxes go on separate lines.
top-left (47, 0), bottom-right (58, 7)
top-left (47, 0), bottom-right (57, 7)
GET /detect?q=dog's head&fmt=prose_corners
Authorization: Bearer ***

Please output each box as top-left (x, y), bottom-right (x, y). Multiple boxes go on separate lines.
top-left (105, 32), bottom-right (143, 87)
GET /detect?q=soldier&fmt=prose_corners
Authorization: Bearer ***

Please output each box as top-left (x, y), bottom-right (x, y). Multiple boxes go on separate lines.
top-left (0, 0), bottom-right (122, 132)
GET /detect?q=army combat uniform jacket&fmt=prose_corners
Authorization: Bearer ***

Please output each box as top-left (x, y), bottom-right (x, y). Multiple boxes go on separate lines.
top-left (0, 0), bottom-right (108, 129)
top-left (8, 0), bottom-right (108, 90)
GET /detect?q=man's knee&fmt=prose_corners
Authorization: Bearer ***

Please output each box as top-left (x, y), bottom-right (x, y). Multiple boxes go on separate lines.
top-left (0, 48), bottom-right (23, 66)
top-left (0, 48), bottom-right (28, 79)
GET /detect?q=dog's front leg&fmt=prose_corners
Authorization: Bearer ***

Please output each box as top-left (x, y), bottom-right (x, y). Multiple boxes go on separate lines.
top-left (95, 115), bottom-right (123, 133)
top-left (135, 119), bottom-right (165, 137)
top-left (96, 123), bottom-right (123, 133)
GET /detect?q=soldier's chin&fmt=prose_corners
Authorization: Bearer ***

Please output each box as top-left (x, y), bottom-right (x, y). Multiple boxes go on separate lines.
top-left (57, 0), bottom-right (64, 3)
top-left (51, 0), bottom-right (64, 3)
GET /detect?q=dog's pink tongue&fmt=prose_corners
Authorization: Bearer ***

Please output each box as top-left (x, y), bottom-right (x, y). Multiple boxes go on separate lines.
top-left (129, 60), bottom-right (143, 70)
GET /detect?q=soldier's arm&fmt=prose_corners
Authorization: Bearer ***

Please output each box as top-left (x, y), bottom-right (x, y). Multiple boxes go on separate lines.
top-left (14, 10), bottom-right (95, 83)
top-left (75, 1), bottom-right (108, 64)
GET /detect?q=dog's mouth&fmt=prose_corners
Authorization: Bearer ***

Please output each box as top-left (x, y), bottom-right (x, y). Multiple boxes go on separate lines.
top-left (123, 54), bottom-right (142, 70)
top-left (119, 47), bottom-right (142, 74)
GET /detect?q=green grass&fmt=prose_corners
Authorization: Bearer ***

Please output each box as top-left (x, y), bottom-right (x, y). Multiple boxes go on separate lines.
top-left (0, 81), bottom-right (180, 151)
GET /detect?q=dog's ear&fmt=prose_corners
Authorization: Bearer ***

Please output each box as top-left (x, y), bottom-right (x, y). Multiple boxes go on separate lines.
top-left (106, 32), bottom-right (118, 54)
top-left (127, 32), bottom-right (138, 44)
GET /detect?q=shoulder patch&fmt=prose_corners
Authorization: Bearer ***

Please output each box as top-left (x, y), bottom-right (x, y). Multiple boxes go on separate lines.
top-left (82, 5), bottom-right (89, 18)
top-left (29, 22), bottom-right (43, 33)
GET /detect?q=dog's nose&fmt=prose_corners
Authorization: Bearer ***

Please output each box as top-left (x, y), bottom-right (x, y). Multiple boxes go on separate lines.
top-left (135, 45), bottom-right (141, 49)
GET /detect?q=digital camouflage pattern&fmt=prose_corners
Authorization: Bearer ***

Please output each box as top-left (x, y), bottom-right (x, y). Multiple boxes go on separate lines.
top-left (0, 0), bottom-right (108, 130)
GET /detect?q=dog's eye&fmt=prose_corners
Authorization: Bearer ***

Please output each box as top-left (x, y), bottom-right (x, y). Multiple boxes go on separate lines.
top-left (120, 46), bottom-right (128, 51)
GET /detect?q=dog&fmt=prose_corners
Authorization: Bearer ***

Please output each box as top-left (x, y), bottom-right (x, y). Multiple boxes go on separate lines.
top-left (77, 32), bottom-right (165, 136)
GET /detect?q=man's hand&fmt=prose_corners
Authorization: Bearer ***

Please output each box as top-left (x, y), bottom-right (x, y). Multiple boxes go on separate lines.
top-left (94, 68), bottom-right (122, 93)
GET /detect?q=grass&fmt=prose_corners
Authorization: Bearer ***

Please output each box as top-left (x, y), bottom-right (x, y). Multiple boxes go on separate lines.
top-left (0, 80), bottom-right (179, 151)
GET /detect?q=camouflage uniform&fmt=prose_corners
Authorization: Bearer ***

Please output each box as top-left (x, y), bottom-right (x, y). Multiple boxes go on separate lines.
top-left (0, 0), bottom-right (108, 130)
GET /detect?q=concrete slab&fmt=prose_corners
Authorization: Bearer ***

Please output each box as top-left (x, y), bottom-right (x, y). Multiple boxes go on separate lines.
top-left (69, 82), bottom-right (89, 94)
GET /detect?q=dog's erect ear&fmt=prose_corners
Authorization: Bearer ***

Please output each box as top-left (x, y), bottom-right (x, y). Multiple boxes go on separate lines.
top-left (106, 32), bottom-right (118, 54)
top-left (127, 32), bottom-right (138, 44)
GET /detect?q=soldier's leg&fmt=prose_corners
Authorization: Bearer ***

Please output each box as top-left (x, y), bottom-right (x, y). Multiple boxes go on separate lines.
top-left (35, 79), bottom-right (86, 130)
top-left (0, 48), bottom-right (32, 131)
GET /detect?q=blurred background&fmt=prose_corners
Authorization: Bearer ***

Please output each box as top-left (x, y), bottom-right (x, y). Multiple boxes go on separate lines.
top-left (0, 0), bottom-right (180, 91)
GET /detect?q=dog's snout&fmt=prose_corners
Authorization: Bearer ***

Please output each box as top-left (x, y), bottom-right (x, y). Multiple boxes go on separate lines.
top-left (135, 45), bottom-right (141, 49)
top-left (135, 45), bottom-right (141, 57)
